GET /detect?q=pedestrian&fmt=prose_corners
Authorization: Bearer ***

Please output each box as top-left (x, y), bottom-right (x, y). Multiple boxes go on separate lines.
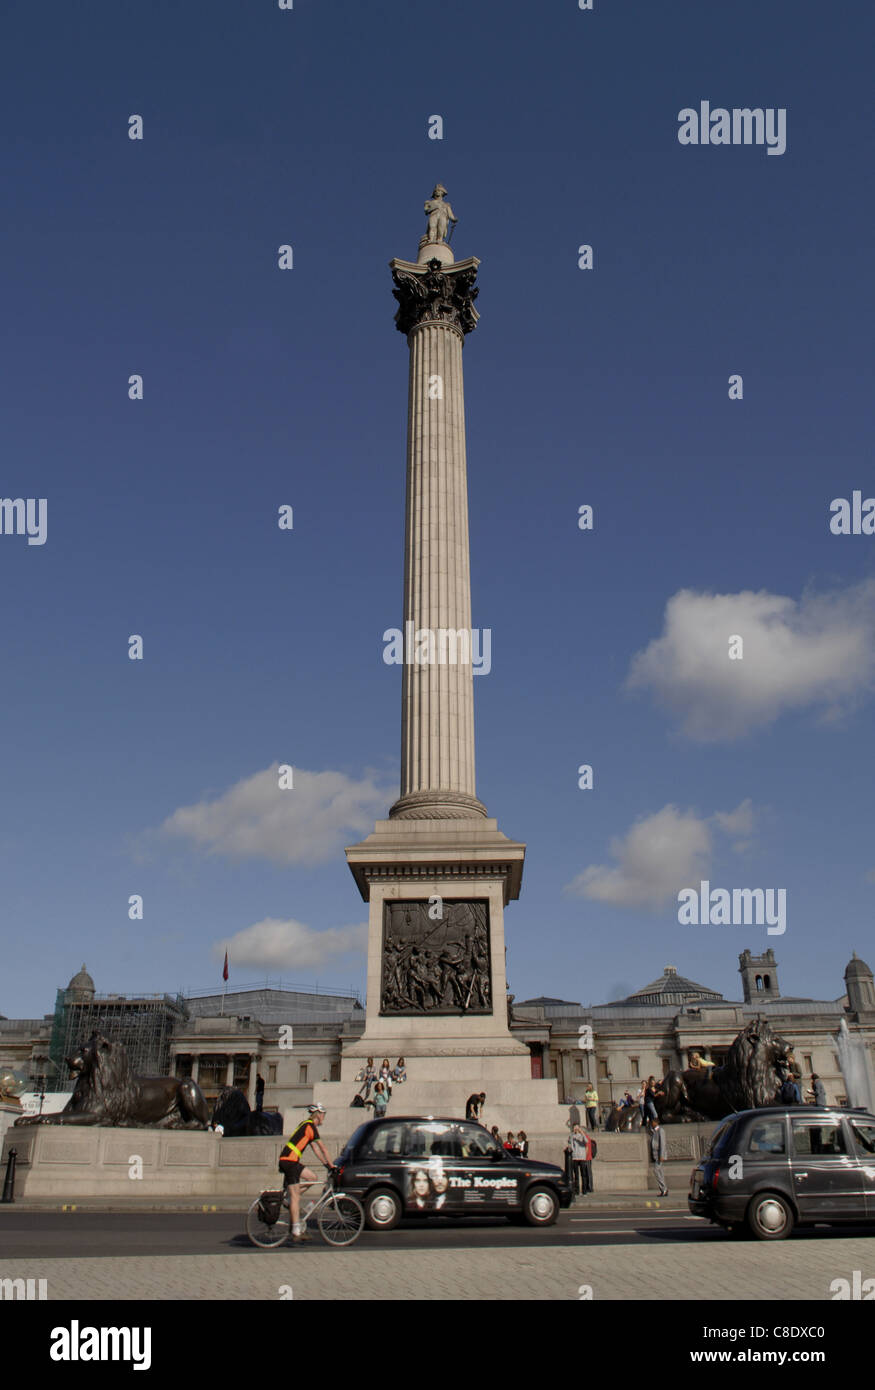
top-left (516, 1130), bottom-right (528, 1158)
top-left (254, 1072), bottom-right (265, 1113)
top-left (807, 1073), bottom-right (827, 1106)
top-left (504, 1130), bottom-right (516, 1151)
top-left (391, 1056), bottom-right (407, 1084)
top-left (649, 1117), bottom-right (668, 1196)
top-left (371, 1080), bottom-right (389, 1118)
top-left (780, 1072), bottom-right (802, 1105)
top-left (379, 1057), bottom-right (393, 1094)
top-left (584, 1081), bottom-right (599, 1131)
top-left (490, 1125), bottom-right (502, 1145)
top-left (569, 1123), bottom-right (593, 1196)
top-left (644, 1076), bottom-right (660, 1122)
top-left (465, 1090), bottom-right (486, 1122)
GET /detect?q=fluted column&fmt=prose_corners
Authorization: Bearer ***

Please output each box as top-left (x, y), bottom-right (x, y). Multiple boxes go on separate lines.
top-left (388, 251), bottom-right (487, 821)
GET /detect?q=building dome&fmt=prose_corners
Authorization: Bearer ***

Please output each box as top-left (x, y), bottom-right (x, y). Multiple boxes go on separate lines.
top-left (844, 953), bottom-right (875, 1012)
top-left (66, 964), bottom-right (95, 1002)
top-left (609, 964), bottom-right (723, 1009)
top-left (845, 952), bottom-right (873, 979)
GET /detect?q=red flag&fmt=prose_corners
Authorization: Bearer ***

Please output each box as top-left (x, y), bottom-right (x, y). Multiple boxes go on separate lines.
top-left (222, 951), bottom-right (229, 982)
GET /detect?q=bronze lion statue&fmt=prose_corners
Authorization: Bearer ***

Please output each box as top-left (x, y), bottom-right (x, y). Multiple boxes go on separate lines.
top-left (656, 1018), bottom-right (797, 1123)
top-left (15, 1032), bottom-right (210, 1129)
top-left (212, 1085), bottom-right (283, 1137)
top-left (605, 1103), bottom-right (643, 1133)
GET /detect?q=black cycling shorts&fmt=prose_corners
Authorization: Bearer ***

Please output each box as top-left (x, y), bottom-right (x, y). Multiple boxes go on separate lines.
top-left (279, 1160), bottom-right (303, 1185)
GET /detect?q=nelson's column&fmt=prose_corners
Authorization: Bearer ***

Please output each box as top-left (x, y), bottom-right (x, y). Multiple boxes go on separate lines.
top-left (315, 190), bottom-right (563, 1137)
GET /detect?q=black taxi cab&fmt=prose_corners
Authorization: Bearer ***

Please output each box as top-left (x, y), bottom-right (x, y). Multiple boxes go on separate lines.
top-left (334, 1115), bottom-right (572, 1230)
top-left (688, 1105), bottom-right (875, 1239)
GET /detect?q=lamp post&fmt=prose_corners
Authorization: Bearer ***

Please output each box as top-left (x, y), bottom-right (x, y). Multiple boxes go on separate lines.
top-left (33, 1055), bottom-right (48, 1116)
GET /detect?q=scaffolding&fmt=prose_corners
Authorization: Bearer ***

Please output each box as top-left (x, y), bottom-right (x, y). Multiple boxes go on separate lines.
top-left (49, 990), bottom-right (189, 1089)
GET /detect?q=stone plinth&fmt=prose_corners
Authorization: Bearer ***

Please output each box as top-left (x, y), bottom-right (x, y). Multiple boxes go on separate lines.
top-left (1, 1127), bottom-right (286, 1199)
top-left (346, 814), bottom-right (529, 1061)
top-left (416, 239), bottom-right (454, 266)
top-left (0, 1102), bottom-right (22, 1148)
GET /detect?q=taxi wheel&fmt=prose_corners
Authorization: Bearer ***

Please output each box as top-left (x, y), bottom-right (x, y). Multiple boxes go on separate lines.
top-left (364, 1187), bottom-right (402, 1231)
top-left (523, 1185), bottom-right (559, 1227)
top-left (746, 1191), bottom-right (794, 1241)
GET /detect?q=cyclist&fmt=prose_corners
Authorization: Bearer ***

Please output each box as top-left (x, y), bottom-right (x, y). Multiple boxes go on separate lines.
top-left (278, 1104), bottom-right (334, 1242)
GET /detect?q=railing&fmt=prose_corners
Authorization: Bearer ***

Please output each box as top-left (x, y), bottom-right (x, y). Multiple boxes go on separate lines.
top-left (179, 979), bottom-right (363, 1004)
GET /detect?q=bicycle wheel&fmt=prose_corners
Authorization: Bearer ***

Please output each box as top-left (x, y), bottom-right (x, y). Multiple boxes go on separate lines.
top-left (317, 1192), bottom-right (365, 1247)
top-left (246, 1193), bottom-right (291, 1248)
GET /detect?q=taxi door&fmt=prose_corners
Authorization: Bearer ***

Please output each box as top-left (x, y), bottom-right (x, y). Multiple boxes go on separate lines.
top-left (452, 1122), bottom-right (521, 1214)
top-left (789, 1117), bottom-right (868, 1219)
top-left (402, 1120), bottom-right (464, 1215)
top-left (848, 1118), bottom-right (875, 1218)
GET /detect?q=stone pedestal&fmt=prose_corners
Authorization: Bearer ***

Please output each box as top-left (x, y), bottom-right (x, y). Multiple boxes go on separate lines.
top-left (1, 1126), bottom-right (286, 1199)
top-left (0, 1101), bottom-right (22, 1148)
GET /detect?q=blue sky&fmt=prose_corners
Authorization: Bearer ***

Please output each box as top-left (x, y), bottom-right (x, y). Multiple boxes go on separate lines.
top-left (2, 0), bottom-right (873, 1018)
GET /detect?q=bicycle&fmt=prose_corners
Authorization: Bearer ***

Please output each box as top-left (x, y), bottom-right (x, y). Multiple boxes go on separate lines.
top-left (245, 1169), bottom-right (365, 1248)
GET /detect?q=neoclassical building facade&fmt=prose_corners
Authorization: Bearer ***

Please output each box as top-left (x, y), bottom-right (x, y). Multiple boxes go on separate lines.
top-left (2, 950), bottom-right (873, 1119)
top-left (513, 950), bottom-right (875, 1110)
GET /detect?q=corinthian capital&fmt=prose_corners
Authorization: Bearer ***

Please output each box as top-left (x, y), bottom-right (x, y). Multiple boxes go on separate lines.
top-left (391, 258), bottom-right (480, 337)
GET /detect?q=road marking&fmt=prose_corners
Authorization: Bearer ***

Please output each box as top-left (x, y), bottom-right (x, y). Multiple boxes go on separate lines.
top-left (569, 1216), bottom-right (685, 1223)
top-left (569, 1228), bottom-right (649, 1235)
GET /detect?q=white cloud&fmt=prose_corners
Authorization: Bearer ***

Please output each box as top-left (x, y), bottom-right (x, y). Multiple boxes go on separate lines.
top-left (156, 765), bottom-right (388, 865)
top-left (218, 918), bottom-right (368, 970)
top-left (566, 800), bottom-right (758, 908)
top-left (566, 804), bottom-right (713, 908)
top-left (712, 799), bottom-right (754, 838)
top-left (626, 581), bottom-right (875, 740)
top-left (713, 797), bottom-right (755, 852)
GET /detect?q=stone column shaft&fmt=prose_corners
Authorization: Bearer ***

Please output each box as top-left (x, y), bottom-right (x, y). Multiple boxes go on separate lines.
top-left (389, 254), bottom-right (486, 821)
top-left (401, 319), bottom-right (475, 798)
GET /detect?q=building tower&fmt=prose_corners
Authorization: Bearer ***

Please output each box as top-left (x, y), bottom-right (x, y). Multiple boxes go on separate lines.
top-left (738, 948), bottom-right (780, 1004)
top-left (317, 191), bottom-right (562, 1133)
top-left (845, 953), bottom-right (875, 1014)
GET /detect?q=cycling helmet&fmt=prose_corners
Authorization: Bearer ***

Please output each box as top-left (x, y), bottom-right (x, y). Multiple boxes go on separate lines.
top-left (308, 1103), bottom-right (326, 1115)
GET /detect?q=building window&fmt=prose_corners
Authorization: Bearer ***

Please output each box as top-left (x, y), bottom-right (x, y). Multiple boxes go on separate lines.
top-left (575, 1059), bottom-right (584, 1078)
top-left (233, 1055), bottom-right (251, 1088)
top-left (298, 1063), bottom-right (308, 1085)
top-left (763, 974), bottom-right (771, 989)
top-left (175, 1056), bottom-right (193, 1079)
top-left (268, 1063), bottom-right (277, 1083)
top-left (755, 975), bottom-right (763, 990)
top-left (549, 1060), bottom-right (558, 1079)
top-left (629, 1057), bottom-right (639, 1078)
top-left (198, 1055), bottom-right (228, 1088)
top-left (803, 1054), bottom-right (813, 1072)
top-left (329, 1062), bottom-right (340, 1082)
top-left (597, 1057), bottom-right (609, 1079)
top-left (661, 1057), bottom-right (671, 1077)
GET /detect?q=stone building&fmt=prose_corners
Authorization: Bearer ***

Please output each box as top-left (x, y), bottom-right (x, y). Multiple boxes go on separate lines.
top-left (171, 985), bottom-right (364, 1116)
top-left (3, 950), bottom-right (873, 1123)
top-left (0, 967), bottom-right (364, 1121)
top-left (514, 950), bottom-right (875, 1113)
